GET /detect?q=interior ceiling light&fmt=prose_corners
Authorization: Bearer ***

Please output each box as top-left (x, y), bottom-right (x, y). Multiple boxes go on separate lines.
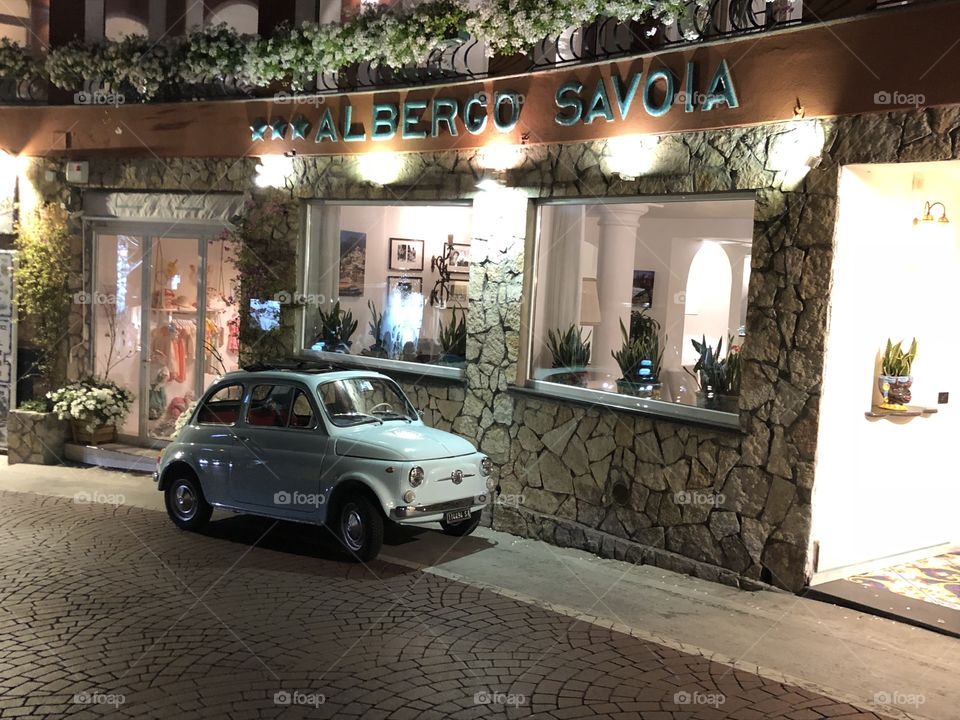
top-left (914, 200), bottom-right (949, 225)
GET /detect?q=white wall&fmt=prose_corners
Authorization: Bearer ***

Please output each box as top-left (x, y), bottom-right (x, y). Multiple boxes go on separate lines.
top-left (811, 162), bottom-right (960, 575)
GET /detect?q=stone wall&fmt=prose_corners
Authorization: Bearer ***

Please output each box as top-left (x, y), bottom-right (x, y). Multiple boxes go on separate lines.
top-left (36, 105), bottom-right (960, 592)
top-left (7, 410), bottom-right (67, 465)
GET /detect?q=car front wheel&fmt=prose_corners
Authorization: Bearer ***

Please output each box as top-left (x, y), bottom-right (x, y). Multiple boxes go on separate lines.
top-left (164, 473), bottom-right (212, 531)
top-left (337, 495), bottom-right (384, 562)
top-left (440, 510), bottom-right (482, 537)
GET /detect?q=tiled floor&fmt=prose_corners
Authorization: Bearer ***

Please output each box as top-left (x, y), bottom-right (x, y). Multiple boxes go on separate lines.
top-left (848, 550), bottom-right (960, 611)
top-left (0, 491), bottom-right (893, 719)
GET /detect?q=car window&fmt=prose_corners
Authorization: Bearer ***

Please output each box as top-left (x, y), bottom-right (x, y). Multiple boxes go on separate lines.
top-left (196, 384), bottom-right (243, 425)
top-left (288, 390), bottom-right (317, 430)
top-left (246, 384), bottom-right (293, 427)
top-left (318, 377), bottom-right (417, 427)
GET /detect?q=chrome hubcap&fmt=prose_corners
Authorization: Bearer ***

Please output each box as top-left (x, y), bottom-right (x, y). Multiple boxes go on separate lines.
top-left (342, 505), bottom-right (364, 551)
top-left (173, 483), bottom-right (196, 520)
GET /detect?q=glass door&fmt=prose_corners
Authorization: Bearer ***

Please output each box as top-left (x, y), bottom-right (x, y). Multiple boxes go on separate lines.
top-left (93, 226), bottom-right (241, 445)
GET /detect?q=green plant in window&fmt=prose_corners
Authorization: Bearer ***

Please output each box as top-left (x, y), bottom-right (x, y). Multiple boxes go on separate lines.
top-left (686, 335), bottom-right (742, 396)
top-left (612, 311), bottom-right (663, 383)
top-left (315, 301), bottom-right (358, 352)
top-left (881, 338), bottom-right (917, 377)
top-left (438, 309), bottom-right (467, 362)
top-left (363, 300), bottom-right (388, 358)
top-left (546, 325), bottom-right (591, 369)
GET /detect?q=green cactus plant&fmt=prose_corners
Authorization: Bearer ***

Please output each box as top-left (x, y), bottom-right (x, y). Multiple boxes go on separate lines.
top-left (881, 338), bottom-right (918, 377)
top-left (612, 311), bottom-right (663, 382)
top-left (686, 335), bottom-right (742, 396)
top-left (546, 325), bottom-right (592, 368)
top-left (438, 309), bottom-right (467, 360)
top-left (314, 301), bottom-right (358, 352)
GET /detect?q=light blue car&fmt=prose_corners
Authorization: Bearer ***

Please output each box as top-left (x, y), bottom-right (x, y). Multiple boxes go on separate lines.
top-left (155, 361), bottom-right (494, 560)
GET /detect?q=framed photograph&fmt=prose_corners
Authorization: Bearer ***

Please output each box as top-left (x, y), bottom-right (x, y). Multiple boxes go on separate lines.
top-left (339, 230), bottom-right (366, 297)
top-left (387, 275), bottom-right (423, 298)
top-left (448, 279), bottom-right (469, 307)
top-left (632, 270), bottom-right (655, 309)
top-left (449, 243), bottom-right (471, 275)
top-left (389, 238), bottom-right (424, 272)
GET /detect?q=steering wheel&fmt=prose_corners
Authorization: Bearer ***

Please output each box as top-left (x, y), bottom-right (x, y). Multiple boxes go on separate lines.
top-left (369, 402), bottom-right (393, 415)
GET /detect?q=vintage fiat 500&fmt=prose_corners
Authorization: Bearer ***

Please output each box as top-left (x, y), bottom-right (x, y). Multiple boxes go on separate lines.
top-left (155, 362), bottom-right (494, 560)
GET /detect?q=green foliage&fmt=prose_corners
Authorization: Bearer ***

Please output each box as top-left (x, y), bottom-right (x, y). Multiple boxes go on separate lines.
top-left (881, 337), bottom-right (918, 377)
top-left (14, 204), bottom-right (74, 388)
top-left (438, 309), bottom-right (467, 357)
top-left (18, 399), bottom-right (50, 413)
top-left (686, 335), bottom-right (742, 395)
top-left (612, 311), bottom-right (663, 382)
top-left (316, 301), bottom-right (359, 351)
top-left (547, 325), bottom-right (592, 368)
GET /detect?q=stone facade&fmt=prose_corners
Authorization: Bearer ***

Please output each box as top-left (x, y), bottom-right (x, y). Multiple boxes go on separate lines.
top-left (34, 105), bottom-right (960, 592)
top-left (7, 410), bottom-right (68, 465)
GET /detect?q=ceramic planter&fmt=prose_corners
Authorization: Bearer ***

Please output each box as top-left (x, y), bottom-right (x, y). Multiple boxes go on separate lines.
top-left (878, 374), bottom-right (912, 409)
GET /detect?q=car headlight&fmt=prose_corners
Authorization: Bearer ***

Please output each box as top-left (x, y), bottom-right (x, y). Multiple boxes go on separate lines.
top-left (480, 456), bottom-right (493, 476)
top-left (409, 466), bottom-right (424, 487)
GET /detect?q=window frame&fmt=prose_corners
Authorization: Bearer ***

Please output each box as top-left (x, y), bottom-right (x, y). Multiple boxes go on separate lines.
top-left (522, 193), bottom-right (756, 432)
top-left (195, 382), bottom-right (245, 427)
top-left (241, 380), bottom-right (324, 432)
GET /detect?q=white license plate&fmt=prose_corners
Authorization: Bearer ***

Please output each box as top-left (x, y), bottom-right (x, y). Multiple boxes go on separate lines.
top-left (444, 509), bottom-right (470, 523)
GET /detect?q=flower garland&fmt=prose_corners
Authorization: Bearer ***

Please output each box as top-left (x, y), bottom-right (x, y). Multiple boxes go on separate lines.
top-left (17, 0), bottom-right (703, 101)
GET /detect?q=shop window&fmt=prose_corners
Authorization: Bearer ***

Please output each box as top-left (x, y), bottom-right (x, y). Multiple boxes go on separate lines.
top-left (529, 197), bottom-right (755, 423)
top-left (0, 0), bottom-right (29, 45)
top-left (197, 384), bottom-right (244, 425)
top-left (303, 203), bottom-right (473, 374)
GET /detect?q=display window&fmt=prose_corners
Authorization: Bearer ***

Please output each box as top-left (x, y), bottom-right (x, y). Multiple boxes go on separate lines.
top-left (302, 202), bottom-right (473, 374)
top-left (528, 197), bottom-right (755, 424)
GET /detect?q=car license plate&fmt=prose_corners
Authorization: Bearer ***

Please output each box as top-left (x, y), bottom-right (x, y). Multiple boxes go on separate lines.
top-left (444, 509), bottom-right (470, 523)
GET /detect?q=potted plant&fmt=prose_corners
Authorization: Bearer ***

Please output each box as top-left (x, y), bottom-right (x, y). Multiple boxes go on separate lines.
top-left (313, 301), bottom-right (359, 353)
top-left (612, 311), bottom-right (664, 399)
top-left (545, 325), bottom-right (592, 387)
top-left (361, 300), bottom-right (389, 358)
top-left (47, 377), bottom-right (134, 445)
top-left (438, 309), bottom-right (467, 365)
top-left (878, 338), bottom-right (917, 411)
top-left (686, 335), bottom-right (742, 412)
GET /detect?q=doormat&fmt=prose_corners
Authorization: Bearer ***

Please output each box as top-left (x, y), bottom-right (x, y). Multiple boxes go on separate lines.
top-left (807, 551), bottom-right (960, 638)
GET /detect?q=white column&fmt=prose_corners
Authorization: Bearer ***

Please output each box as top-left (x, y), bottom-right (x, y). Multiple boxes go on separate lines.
top-left (723, 243), bottom-right (751, 341)
top-left (591, 207), bottom-right (647, 371)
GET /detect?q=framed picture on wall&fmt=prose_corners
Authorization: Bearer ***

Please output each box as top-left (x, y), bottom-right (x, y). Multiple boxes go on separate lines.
top-left (448, 279), bottom-right (469, 307)
top-left (387, 275), bottom-right (423, 298)
top-left (389, 238), bottom-right (424, 272)
top-left (339, 230), bottom-right (366, 297)
top-left (449, 243), bottom-right (471, 274)
top-left (632, 270), bottom-right (655, 309)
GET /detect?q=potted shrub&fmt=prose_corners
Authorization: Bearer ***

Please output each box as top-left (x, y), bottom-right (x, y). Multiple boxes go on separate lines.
top-left (612, 311), bottom-right (664, 399)
top-left (686, 335), bottom-right (741, 412)
top-left (47, 378), bottom-right (134, 446)
top-left (878, 338), bottom-right (917, 411)
top-left (361, 300), bottom-right (389, 358)
top-left (313, 301), bottom-right (359, 353)
top-left (437, 309), bottom-right (467, 365)
top-left (545, 325), bottom-right (592, 387)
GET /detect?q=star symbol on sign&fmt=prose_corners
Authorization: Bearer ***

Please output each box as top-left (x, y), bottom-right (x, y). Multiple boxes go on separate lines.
top-left (270, 118), bottom-right (288, 140)
top-left (250, 118), bottom-right (268, 142)
top-left (291, 115), bottom-right (310, 141)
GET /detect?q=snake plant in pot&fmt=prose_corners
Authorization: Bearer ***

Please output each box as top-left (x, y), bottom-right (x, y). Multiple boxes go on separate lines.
top-left (612, 311), bottom-right (664, 399)
top-left (686, 335), bottom-right (742, 412)
top-left (546, 325), bottom-right (592, 387)
top-left (878, 337), bottom-right (917, 410)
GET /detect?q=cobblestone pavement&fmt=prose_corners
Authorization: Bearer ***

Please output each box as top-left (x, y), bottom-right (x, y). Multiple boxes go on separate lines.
top-left (0, 491), bottom-right (893, 720)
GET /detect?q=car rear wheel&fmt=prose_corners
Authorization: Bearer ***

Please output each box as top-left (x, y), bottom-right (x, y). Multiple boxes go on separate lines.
top-left (440, 510), bottom-right (482, 537)
top-left (337, 495), bottom-right (384, 562)
top-left (164, 473), bottom-right (212, 531)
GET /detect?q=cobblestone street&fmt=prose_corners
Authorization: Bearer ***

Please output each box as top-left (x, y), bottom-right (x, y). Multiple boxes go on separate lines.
top-left (0, 491), bottom-right (896, 719)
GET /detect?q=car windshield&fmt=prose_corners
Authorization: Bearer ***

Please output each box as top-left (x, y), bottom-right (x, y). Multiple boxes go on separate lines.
top-left (318, 377), bottom-right (417, 427)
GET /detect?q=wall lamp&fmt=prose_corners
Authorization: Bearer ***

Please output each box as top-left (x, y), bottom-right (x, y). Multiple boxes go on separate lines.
top-left (914, 201), bottom-right (950, 225)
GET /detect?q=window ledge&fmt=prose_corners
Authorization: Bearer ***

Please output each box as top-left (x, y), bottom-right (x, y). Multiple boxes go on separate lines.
top-left (298, 350), bottom-right (466, 382)
top-left (514, 381), bottom-right (743, 431)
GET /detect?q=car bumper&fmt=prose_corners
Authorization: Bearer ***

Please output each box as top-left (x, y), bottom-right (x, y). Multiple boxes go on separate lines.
top-left (390, 495), bottom-right (488, 522)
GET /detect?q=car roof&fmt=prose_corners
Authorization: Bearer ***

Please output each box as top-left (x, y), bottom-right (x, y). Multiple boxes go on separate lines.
top-left (217, 365), bottom-right (390, 386)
